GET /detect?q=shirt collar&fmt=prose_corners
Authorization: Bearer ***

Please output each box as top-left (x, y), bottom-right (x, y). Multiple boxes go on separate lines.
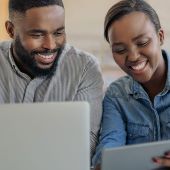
top-left (127, 76), bottom-right (145, 96)
top-left (163, 50), bottom-right (170, 90)
top-left (8, 43), bottom-right (20, 72)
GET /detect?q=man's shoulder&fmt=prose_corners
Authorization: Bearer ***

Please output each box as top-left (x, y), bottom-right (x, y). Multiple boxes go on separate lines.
top-left (63, 44), bottom-right (99, 64)
top-left (0, 41), bottom-right (11, 53)
top-left (0, 41), bottom-right (11, 56)
top-left (0, 40), bottom-right (11, 48)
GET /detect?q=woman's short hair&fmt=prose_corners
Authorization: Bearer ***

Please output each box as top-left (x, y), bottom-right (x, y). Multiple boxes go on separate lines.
top-left (104, 0), bottom-right (161, 42)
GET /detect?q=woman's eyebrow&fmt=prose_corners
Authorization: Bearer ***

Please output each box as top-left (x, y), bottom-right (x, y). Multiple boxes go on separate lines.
top-left (132, 33), bottom-right (146, 41)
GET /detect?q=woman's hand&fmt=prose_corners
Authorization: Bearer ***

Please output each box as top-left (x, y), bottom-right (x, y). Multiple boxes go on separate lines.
top-left (153, 151), bottom-right (170, 167)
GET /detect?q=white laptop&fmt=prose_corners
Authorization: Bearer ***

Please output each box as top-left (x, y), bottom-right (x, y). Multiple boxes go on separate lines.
top-left (0, 102), bottom-right (90, 170)
top-left (102, 140), bottom-right (170, 170)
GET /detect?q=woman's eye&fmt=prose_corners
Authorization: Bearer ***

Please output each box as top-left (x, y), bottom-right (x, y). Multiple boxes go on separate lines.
top-left (113, 47), bottom-right (126, 54)
top-left (137, 40), bottom-right (149, 47)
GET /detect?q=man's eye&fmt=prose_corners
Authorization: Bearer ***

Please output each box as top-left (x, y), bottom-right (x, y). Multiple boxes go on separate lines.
top-left (54, 33), bottom-right (61, 36)
top-left (30, 34), bottom-right (43, 38)
top-left (54, 31), bottom-right (65, 37)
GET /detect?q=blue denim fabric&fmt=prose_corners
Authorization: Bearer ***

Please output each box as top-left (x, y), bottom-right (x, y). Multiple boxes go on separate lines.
top-left (92, 50), bottom-right (170, 166)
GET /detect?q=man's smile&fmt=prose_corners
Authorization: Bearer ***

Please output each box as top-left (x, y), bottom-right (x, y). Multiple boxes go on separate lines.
top-left (35, 52), bottom-right (57, 65)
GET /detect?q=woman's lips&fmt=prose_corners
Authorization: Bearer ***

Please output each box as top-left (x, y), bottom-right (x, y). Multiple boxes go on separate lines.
top-left (127, 60), bottom-right (148, 74)
top-left (130, 60), bottom-right (147, 71)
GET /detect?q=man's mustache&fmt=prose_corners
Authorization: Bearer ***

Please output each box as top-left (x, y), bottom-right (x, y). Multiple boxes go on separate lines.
top-left (31, 48), bottom-right (59, 56)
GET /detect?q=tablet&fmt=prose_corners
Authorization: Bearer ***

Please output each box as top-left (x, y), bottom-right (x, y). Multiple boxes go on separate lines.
top-left (102, 140), bottom-right (170, 170)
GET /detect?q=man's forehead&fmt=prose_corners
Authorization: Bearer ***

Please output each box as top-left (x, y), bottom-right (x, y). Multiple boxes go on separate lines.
top-left (12, 5), bottom-right (64, 20)
top-left (12, 5), bottom-right (64, 26)
top-left (12, 6), bottom-right (65, 33)
top-left (25, 5), bottom-right (64, 18)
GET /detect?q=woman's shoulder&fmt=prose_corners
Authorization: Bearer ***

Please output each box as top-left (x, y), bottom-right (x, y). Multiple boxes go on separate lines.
top-left (105, 75), bottom-right (132, 98)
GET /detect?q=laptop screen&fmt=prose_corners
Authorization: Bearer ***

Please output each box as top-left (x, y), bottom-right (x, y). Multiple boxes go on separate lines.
top-left (0, 102), bottom-right (90, 170)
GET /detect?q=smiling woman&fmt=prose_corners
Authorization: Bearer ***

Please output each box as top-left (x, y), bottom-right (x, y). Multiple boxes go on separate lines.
top-left (92, 0), bottom-right (170, 170)
top-left (0, 0), bottom-right (9, 40)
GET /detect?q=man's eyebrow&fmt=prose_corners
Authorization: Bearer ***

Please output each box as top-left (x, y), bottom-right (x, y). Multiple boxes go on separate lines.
top-left (27, 27), bottom-right (65, 34)
top-left (27, 29), bottom-right (47, 34)
top-left (55, 26), bottom-right (65, 32)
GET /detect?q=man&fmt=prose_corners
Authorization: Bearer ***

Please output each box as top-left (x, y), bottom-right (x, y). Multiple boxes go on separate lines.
top-left (0, 0), bottom-right (103, 159)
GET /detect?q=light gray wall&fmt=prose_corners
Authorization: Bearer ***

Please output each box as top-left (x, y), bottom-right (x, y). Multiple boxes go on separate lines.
top-left (63, 0), bottom-right (170, 86)
top-left (64, 0), bottom-right (170, 58)
top-left (148, 0), bottom-right (170, 50)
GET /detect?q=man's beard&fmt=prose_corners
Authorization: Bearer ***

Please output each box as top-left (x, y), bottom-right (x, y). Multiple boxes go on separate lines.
top-left (13, 36), bottom-right (64, 77)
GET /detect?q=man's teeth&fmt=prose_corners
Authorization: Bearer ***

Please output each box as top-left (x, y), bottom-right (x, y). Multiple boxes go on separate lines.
top-left (38, 54), bottom-right (54, 59)
top-left (131, 61), bottom-right (146, 71)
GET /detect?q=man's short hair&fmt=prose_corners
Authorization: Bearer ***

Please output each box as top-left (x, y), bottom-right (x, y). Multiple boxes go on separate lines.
top-left (9, 0), bottom-right (64, 19)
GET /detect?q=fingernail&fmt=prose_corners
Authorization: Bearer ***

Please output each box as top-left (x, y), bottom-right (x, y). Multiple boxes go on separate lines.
top-left (165, 151), bottom-right (170, 156)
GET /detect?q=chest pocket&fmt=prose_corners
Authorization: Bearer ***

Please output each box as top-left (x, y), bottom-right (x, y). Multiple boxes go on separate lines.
top-left (162, 122), bottom-right (170, 139)
top-left (126, 122), bottom-right (151, 144)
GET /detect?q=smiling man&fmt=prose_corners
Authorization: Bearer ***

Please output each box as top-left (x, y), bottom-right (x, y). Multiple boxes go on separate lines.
top-left (7, 0), bottom-right (66, 78)
top-left (0, 0), bottom-right (103, 160)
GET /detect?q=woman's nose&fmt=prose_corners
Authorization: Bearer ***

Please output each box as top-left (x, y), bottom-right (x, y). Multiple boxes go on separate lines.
top-left (127, 46), bottom-right (140, 62)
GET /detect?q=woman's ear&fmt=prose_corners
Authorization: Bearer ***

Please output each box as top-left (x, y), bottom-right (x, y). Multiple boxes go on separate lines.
top-left (5, 21), bottom-right (15, 39)
top-left (158, 28), bottom-right (164, 46)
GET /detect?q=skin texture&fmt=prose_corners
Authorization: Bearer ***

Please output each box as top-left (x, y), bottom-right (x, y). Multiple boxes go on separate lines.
top-left (5, 5), bottom-right (66, 78)
top-left (108, 12), bottom-right (165, 101)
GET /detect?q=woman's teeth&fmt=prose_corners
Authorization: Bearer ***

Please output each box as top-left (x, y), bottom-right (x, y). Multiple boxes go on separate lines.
top-left (131, 61), bottom-right (147, 71)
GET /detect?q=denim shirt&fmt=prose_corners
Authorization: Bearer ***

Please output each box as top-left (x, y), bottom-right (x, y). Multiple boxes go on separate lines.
top-left (92, 50), bottom-right (170, 166)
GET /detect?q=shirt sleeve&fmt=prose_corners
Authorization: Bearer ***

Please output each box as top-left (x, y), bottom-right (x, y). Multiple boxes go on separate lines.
top-left (92, 90), bottom-right (126, 167)
top-left (73, 56), bottom-right (104, 160)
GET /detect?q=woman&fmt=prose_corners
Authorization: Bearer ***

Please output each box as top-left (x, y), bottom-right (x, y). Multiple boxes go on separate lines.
top-left (93, 0), bottom-right (170, 169)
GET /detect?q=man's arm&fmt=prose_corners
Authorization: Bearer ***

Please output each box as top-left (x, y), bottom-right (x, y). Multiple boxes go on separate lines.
top-left (73, 56), bottom-right (104, 158)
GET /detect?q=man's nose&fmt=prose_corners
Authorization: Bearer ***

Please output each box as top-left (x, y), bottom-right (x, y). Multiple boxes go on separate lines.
top-left (42, 35), bottom-right (56, 50)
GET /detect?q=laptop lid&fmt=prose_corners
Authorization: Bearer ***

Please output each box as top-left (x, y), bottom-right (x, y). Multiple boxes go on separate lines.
top-left (0, 102), bottom-right (90, 170)
top-left (102, 140), bottom-right (170, 170)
